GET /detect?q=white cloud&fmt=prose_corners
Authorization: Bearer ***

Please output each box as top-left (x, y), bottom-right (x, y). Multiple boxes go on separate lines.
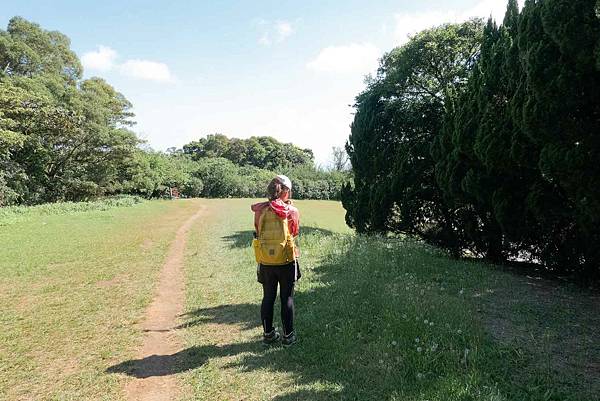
top-left (307, 43), bottom-right (381, 75)
top-left (257, 19), bottom-right (295, 46)
top-left (81, 45), bottom-right (117, 72)
top-left (394, 0), bottom-right (511, 45)
top-left (275, 21), bottom-right (294, 42)
top-left (81, 45), bottom-right (176, 83)
top-left (259, 32), bottom-right (271, 46)
top-left (119, 60), bottom-right (175, 83)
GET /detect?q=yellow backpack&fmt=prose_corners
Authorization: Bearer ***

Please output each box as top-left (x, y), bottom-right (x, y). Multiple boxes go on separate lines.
top-left (253, 207), bottom-right (295, 265)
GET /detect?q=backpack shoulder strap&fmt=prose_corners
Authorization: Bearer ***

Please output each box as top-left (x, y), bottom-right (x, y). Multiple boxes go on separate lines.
top-left (258, 207), bottom-right (268, 236)
top-left (258, 207), bottom-right (277, 235)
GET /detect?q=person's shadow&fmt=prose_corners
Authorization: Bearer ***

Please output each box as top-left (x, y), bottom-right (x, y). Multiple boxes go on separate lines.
top-left (106, 301), bottom-right (266, 378)
top-left (105, 231), bottom-right (416, 400)
top-left (105, 230), bottom-right (586, 401)
top-left (106, 341), bottom-right (259, 378)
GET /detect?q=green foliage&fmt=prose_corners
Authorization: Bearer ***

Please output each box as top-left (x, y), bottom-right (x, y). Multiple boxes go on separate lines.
top-left (177, 135), bottom-right (348, 200)
top-left (122, 150), bottom-right (196, 198)
top-left (185, 156), bottom-right (348, 200)
top-left (0, 80), bottom-right (42, 205)
top-left (344, 20), bottom-right (484, 240)
top-left (433, 10), bottom-right (521, 262)
top-left (0, 194), bottom-right (143, 226)
top-left (516, 0), bottom-right (600, 272)
top-left (116, 150), bottom-right (347, 200)
top-left (182, 133), bottom-right (314, 170)
top-left (0, 17), bottom-right (139, 205)
top-left (345, 0), bottom-right (600, 276)
top-left (437, 0), bottom-right (600, 273)
top-left (0, 16), bottom-right (82, 81)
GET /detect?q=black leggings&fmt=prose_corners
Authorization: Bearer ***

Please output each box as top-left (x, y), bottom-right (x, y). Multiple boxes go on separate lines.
top-left (260, 261), bottom-right (299, 336)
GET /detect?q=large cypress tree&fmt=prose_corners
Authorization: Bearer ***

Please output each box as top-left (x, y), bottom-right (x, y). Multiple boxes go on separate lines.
top-left (433, 17), bottom-right (507, 260)
top-left (514, 0), bottom-right (600, 272)
top-left (436, 0), bottom-right (600, 273)
top-left (345, 0), bottom-right (600, 275)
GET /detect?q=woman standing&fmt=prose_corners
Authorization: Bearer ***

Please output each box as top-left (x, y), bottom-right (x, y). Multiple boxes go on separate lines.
top-left (251, 175), bottom-right (300, 347)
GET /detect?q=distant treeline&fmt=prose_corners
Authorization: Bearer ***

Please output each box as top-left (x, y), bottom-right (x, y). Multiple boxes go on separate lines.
top-left (0, 17), bottom-right (350, 205)
top-left (182, 134), bottom-right (314, 170)
top-left (342, 0), bottom-right (600, 276)
top-left (126, 148), bottom-right (349, 200)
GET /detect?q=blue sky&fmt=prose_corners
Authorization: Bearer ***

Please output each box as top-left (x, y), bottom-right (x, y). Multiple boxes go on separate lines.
top-left (1, 0), bottom-right (509, 165)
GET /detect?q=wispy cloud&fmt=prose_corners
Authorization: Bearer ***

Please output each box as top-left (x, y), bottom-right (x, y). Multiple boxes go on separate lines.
top-left (394, 0), bottom-right (512, 45)
top-left (307, 43), bottom-right (381, 75)
top-left (258, 32), bottom-right (271, 46)
top-left (81, 45), bottom-right (117, 72)
top-left (275, 21), bottom-right (294, 42)
top-left (256, 19), bottom-right (296, 46)
top-left (81, 46), bottom-right (176, 83)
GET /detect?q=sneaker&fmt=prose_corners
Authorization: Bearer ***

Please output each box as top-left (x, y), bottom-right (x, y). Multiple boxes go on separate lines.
top-left (262, 329), bottom-right (280, 345)
top-left (282, 331), bottom-right (297, 348)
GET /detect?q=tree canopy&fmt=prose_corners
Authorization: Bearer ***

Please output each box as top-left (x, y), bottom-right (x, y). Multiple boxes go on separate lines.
top-left (343, 20), bottom-right (484, 241)
top-left (182, 134), bottom-right (314, 171)
top-left (343, 0), bottom-right (600, 276)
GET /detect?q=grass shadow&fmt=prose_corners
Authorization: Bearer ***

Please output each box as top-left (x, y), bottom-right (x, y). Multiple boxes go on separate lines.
top-left (176, 303), bottom-right (259, 330)
top-left (112, 230), bottom-right (599, 400)
top-left (186, 234), bottom-right (600, 400)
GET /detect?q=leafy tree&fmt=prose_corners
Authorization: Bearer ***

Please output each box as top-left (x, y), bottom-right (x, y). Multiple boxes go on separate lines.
top-left (244, 137), bottom-right (268, 166)
top-left (0, 17), bottom-right (138, 204)
top-left (122, 150), bottom-right (196, 198)
top-left (344, 20), bottom-right (484, 246)
top-left (224, 138), bottom-right (248, 165)
top-left (513, 0), bottom-right (600, 272)
top-left (183, 134), bottom-right (313, 171)
top-left (433, 3), bottom-right (522, 261)
top-left (0, 16), bottom-right (81, 81)
top-left (9, 77), bottom-right (139, 203)
top-left (0, 81), bottom-right (47, 205)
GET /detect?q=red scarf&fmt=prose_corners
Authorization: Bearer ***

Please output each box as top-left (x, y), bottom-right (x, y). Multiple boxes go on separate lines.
top-left (268, 199), bottom-right (290, 219)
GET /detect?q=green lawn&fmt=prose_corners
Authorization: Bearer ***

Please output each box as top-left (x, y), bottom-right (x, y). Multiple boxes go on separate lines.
top-left (0, 198), bottom-right (203, 400)
top-left (1, 198), bottom-right (597, 400)
top-left (179, 199), bottom-right (599, 401)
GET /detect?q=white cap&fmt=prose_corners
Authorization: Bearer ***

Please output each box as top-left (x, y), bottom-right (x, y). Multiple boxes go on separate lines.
top-left (276, 174), bottom-right (292, 190)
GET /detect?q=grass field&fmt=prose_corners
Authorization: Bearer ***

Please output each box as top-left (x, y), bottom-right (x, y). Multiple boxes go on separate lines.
top-left (0, 198), bottom-right (203, 400)
top-left (1, 198), bottom-right (598, 400)
top-left (178, 199), bottom-right (599, 401)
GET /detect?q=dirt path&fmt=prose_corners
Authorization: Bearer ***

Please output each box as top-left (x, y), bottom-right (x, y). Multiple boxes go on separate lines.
top-left (124, 206), bottom-right (204, 401)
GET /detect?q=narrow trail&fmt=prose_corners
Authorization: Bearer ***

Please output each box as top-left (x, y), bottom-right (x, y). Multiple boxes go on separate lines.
top-left (124, 206), bottom-right (204, 401)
